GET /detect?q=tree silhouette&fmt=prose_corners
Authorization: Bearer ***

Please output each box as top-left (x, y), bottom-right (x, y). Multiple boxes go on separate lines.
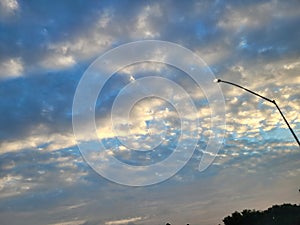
top-left (223, 204), bottom-right (300, 225)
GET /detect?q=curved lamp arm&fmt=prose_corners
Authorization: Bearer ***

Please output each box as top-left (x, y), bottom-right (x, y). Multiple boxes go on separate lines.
top-left (215, 79), bottom-right (300, 147)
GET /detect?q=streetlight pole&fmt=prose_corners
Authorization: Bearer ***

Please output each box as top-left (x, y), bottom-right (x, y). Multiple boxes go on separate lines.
top-left (215, 79), bottom-right (300, 147)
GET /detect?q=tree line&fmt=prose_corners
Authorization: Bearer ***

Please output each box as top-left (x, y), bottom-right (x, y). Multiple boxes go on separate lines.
top-left (165, 203), bottom-right (300, 225)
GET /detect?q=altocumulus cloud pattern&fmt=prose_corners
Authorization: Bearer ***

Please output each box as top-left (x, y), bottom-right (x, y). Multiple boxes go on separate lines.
top-left (0, 1), bottom-right (299, 225)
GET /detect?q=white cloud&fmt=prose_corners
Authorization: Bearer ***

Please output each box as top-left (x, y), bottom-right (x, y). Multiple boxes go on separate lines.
top-left (105, 216), bottom-right (144, 225)
top-left (283, 61), bottom-right (300, 70)
top-left (0, 127), bottom-right (77, 154)
top-left (40, 31), bottom-right (113, 71)
top-left (96, 8), bottom-right (114, 29)
top-left (131, 4), bottom-right (162, 38)
top-left (48, 220), bottom-right (87, 225)
top-left (41, 54), bottom-right (76, 69)
top-left (0, 174), bottom-right (29, 198)
top-left (0, 57), bottom-right (24, 78)
top-left (0, 0), bottom-right (19, 15)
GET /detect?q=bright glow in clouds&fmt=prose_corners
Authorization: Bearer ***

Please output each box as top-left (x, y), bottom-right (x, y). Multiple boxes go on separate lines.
top-left (72, 40), bottom-right (225, 186)
top-left (0, 1), bottom-right (299, 225)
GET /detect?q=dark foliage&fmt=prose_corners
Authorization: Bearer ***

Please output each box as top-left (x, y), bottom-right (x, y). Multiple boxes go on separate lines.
top-left (223, 204), bottom-right (300, 225)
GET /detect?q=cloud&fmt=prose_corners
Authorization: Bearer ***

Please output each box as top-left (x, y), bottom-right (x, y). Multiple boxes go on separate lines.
top-left (105, 217), bottom-right (144, 225)
top-left (0, 131), bottom-right (76, 154)
top-left (0, 1), bottom-right (300, 225)
top-left (0, 0), bottom-right (298, 164)
top-left (0, 174), bottom-right (24, 198)
top-left (131, 4), bottom-right (162, 39)
top-left (0, 57), bottom-right (23, 78)
top-left (48, 220), bottom-right (87, 225)
top-left (41, 55), bottom-right (76, 69)
top-left (0, 0), bottom-right (19, 17)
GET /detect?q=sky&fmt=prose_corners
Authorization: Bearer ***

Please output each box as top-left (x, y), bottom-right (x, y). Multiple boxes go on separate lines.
top-left (0, 0), bottom-right (300, 225)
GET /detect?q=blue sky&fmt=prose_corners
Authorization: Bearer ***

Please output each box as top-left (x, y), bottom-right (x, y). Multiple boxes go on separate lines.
top-left (0, 0), bottom-right (300, 224)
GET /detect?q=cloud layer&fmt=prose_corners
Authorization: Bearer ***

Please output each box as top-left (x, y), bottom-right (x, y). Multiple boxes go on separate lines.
top-left (0, 0), bottom-right (299, 225)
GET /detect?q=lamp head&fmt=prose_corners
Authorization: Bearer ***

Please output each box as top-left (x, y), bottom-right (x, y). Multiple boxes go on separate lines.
top-left (213, 78), bottom-right (222, 83)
